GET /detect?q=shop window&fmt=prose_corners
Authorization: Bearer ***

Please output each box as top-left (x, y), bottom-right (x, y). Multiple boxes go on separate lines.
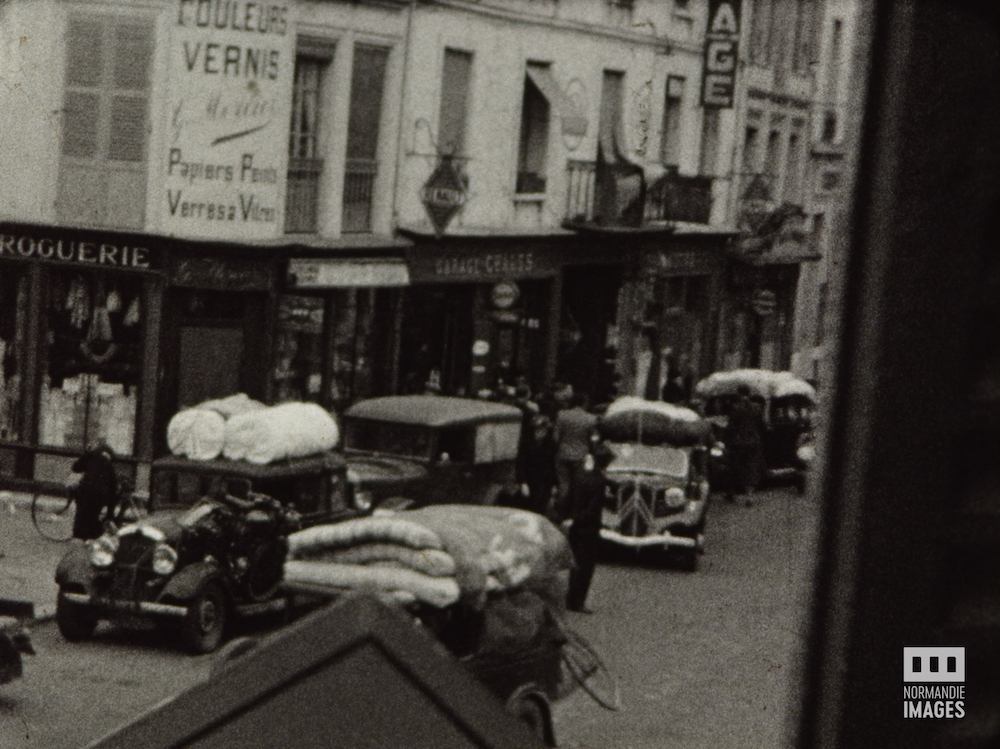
top-left (286, 50), bottom-right (331, 234)
top-left (516, 65), bottom-right (551, 194)
top-left (39, 270), bottom-right (144, 454)
top-left (58, 14), bottom-right (153, 230)
top-left (660, 76), bottom-right (685, 167)
top-left (439, 48), bottom-right (473, 157)
top-left (273, 295), bottom-right (325, 404)
top-left (0, 269), bottom-right (30, 442)
top-left (343, 45), bottom-right (389, 233)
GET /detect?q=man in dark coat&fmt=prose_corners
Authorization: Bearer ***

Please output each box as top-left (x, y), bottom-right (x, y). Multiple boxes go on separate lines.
top-left (70, 443), bottom-right (119, 540)
top-left (726, 385), bottom-right (766, 507)
top-left (566, 439), bottom-right (615, 613)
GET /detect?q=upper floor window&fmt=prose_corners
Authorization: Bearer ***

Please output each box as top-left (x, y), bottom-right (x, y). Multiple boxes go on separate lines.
top-left (286, 43), bottom-right (333, 234)
top-left (698, 108), bottom-right (721, 176)
top-left (439, 49), bottom-right (473, 157)
top-left (749, 0), bottom-right (773, 65)
top-left (660, 76), bottom-right (685, 167)
top-left (58, 14), bottom-right (153, 230)
top-left (343, 45), bottom-right (390, 233)
top-left (517, 63), bottom-right (552, 194)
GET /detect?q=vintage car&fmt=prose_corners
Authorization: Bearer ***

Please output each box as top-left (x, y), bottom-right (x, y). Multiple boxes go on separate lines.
top-left (694, 369), bottom-right (817, 493)
top-left (340, 395), bottom-right (524, 511)
top-left (595, 398), bottom-right (713, 570)
top-left (55, 481), bottom-right (303, 654)
top-left (54, 453), bottom-right (352, 654)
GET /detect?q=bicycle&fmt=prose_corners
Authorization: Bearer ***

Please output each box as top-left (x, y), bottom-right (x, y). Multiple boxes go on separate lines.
top-left (31, 482), bottom-right (147, 543)
top-left (556, 622), bottom-right (620, 711)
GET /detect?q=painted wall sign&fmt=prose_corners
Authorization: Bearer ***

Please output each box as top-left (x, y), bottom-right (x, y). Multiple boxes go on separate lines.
top-left (165, 0), bottom-right (294, 239)
top-left (169, 255), bottom-right (272, 290)
top-left (409, 250), bottom-right (559, 283)
top-left (701, 0), bottom-right (742, 108)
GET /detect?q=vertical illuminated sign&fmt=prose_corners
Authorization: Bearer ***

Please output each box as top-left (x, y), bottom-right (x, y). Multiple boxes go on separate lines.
top-left (701, 0), bottom-right (742, 108)
top-left (164, 1), bottom-right (294, 239)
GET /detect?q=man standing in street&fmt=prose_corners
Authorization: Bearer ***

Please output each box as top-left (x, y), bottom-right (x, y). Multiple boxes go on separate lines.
top-left (566, 438), bottom-right (615, 613)
top-left (726, 385), bottom-right (766, 507)
top-left (551, 390), bottom-right (597, 522)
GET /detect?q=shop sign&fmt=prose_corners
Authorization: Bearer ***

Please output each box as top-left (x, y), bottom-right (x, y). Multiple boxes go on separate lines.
top-left (410, 249), bottom-right (559, 283)
top-left (169, 255), bottom-right (272, 290)
top-left (701, 0), bottom-right (742, 108)
top-left (288, 259), bottom-right (410, 288)
top-left (164, 1), bottom-right (294, 240)
top-left (0, 227), bottom-right (159, 270)
top-left (421, 156), bottom-right (468, 237)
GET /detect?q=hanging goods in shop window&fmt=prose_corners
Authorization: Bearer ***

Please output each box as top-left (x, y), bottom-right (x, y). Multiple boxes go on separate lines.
top-left (80, 294), bottom-right (117, 364)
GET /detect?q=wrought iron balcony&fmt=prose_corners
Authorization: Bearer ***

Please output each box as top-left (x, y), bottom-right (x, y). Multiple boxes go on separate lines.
top-left (342, 158), bottom-right (378, 233)
top-left (645, 169), bottom-right (713, 224)
top-left (284, 157), bottom-right (324, 234)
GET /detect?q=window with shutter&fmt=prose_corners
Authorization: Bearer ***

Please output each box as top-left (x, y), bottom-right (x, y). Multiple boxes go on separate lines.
top-left (58, 14), bottom-right (153, 230)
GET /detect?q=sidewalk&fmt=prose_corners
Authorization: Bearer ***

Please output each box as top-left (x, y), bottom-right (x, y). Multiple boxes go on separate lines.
top-left (0, 491), bottom-right (75, 620)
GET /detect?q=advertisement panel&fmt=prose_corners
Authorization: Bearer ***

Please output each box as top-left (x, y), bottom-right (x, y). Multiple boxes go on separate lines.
top-left (163, 1), bottom-right (294, 239)
top-left (701, 0), bottom-right (742, 108)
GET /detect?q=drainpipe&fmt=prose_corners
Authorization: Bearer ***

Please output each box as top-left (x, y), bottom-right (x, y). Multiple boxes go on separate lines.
top-left (390, 0), bottom-right (418, 229)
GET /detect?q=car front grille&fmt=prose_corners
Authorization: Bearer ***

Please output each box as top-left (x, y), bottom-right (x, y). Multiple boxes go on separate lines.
top-left (604, 478), bottom-right (686, 537)
top-left (102, 534), bottom-right (157, 601)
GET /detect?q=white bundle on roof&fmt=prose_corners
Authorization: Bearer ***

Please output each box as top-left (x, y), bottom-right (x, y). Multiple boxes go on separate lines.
top-left (167, 408), bottom-right (227, 461)
top-left (166, 393), bottom-right (267, 461)
top-left (604, 396), bottom-right (701, 422)
top-left (223, 401), bottom-right (339, 464)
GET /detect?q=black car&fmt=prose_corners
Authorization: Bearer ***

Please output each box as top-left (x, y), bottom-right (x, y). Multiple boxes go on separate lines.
top-left (54, 453), bottom-right (352, 654)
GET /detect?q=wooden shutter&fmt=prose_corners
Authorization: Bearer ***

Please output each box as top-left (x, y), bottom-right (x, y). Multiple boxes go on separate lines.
top-left (58, 14), bottom-right (152, 229)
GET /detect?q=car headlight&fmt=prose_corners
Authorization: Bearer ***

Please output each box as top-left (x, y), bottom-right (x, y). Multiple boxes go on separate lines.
top-left (352, 489), bottom-right (373, 511)
top-left (664, 487), bottom-right (686, 508)
top-left (151, 543), bottom-right (178, 576)
top-left (88, 534), bottom-right (119, 568)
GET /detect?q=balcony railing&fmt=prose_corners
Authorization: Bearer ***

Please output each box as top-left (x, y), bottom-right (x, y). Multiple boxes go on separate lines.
top-left (645, 170), bottom-right (713, 224)
top-left (342, 158), bottom-right (378, 233)
top-left (565, 160), bottom-right (596, 223)
top-left (284, 157), bottom-right (324, 234)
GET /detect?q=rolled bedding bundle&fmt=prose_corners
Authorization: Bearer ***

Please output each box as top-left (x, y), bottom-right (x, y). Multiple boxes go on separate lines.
top-left (599, 396), bottom-right (711, 447)
top-left (283, 560), bottom-right (457, 607)
top-left (166, 393), bottom-right (267, 461)
top-left (166, 408), bottom-right (227, 461)
top-left (288, 515), bottom-right (445, 556)
top-left (295, 542), bottom-right (457, 578)
top-left (223, 402), bottom-right (339, 464)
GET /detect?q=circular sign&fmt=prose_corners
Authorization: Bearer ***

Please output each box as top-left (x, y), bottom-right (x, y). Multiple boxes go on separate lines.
top-left (491, 281), bottom-right (520, 309)
top-left (472, 339), bottom-right (490, 357)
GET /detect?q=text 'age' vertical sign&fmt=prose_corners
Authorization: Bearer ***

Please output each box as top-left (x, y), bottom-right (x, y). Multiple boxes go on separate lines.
top-left (702, 0), bottom-right (742, 108)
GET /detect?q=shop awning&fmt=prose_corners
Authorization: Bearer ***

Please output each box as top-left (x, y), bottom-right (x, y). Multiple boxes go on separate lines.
top-left (525, 65), bottom-right (588, 137)
top-left (287, 258), bottom-right (410, 288)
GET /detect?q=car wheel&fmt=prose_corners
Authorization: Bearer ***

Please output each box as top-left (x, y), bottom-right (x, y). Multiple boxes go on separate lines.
top-left (181, 581), bottom-right (227, 654)
top-left (56, 590), bottom-right (99, 642)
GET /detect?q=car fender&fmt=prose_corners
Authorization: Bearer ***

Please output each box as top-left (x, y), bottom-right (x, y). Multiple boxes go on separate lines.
top-left (159, 560), bottom-right (226, 603)
top-left (55, 544), bottom-right (94, 589)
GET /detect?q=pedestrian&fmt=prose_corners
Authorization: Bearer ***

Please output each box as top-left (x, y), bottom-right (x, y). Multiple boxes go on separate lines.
top-left (70, 442), bottom-right (119, 540)
top-left (551, 391), bottom-right (597, 522)
top-left (725, 384), bottom-right (766, 507)
top-left (525, 412), bottom-right (558, 515)
top-left (566, 438), bottom-right (615, 613)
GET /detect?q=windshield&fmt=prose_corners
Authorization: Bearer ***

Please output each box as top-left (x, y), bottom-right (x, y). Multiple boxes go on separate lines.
top-left (343, 419), bottom-right (433, 460)
top-left (605, 443), bottom-right (690, 478)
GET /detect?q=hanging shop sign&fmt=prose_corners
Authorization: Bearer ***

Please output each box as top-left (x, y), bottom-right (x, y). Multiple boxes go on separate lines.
top-left (701, 0), bottom-right (742, 108)
top-left (421, 156), bottom-right (468, 237)
top-left (164, 1), bottom-right (294, 240)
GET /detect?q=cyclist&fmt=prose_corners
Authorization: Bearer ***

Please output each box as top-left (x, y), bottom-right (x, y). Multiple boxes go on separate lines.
top-left (69, 442), bottom-right (119, 540)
